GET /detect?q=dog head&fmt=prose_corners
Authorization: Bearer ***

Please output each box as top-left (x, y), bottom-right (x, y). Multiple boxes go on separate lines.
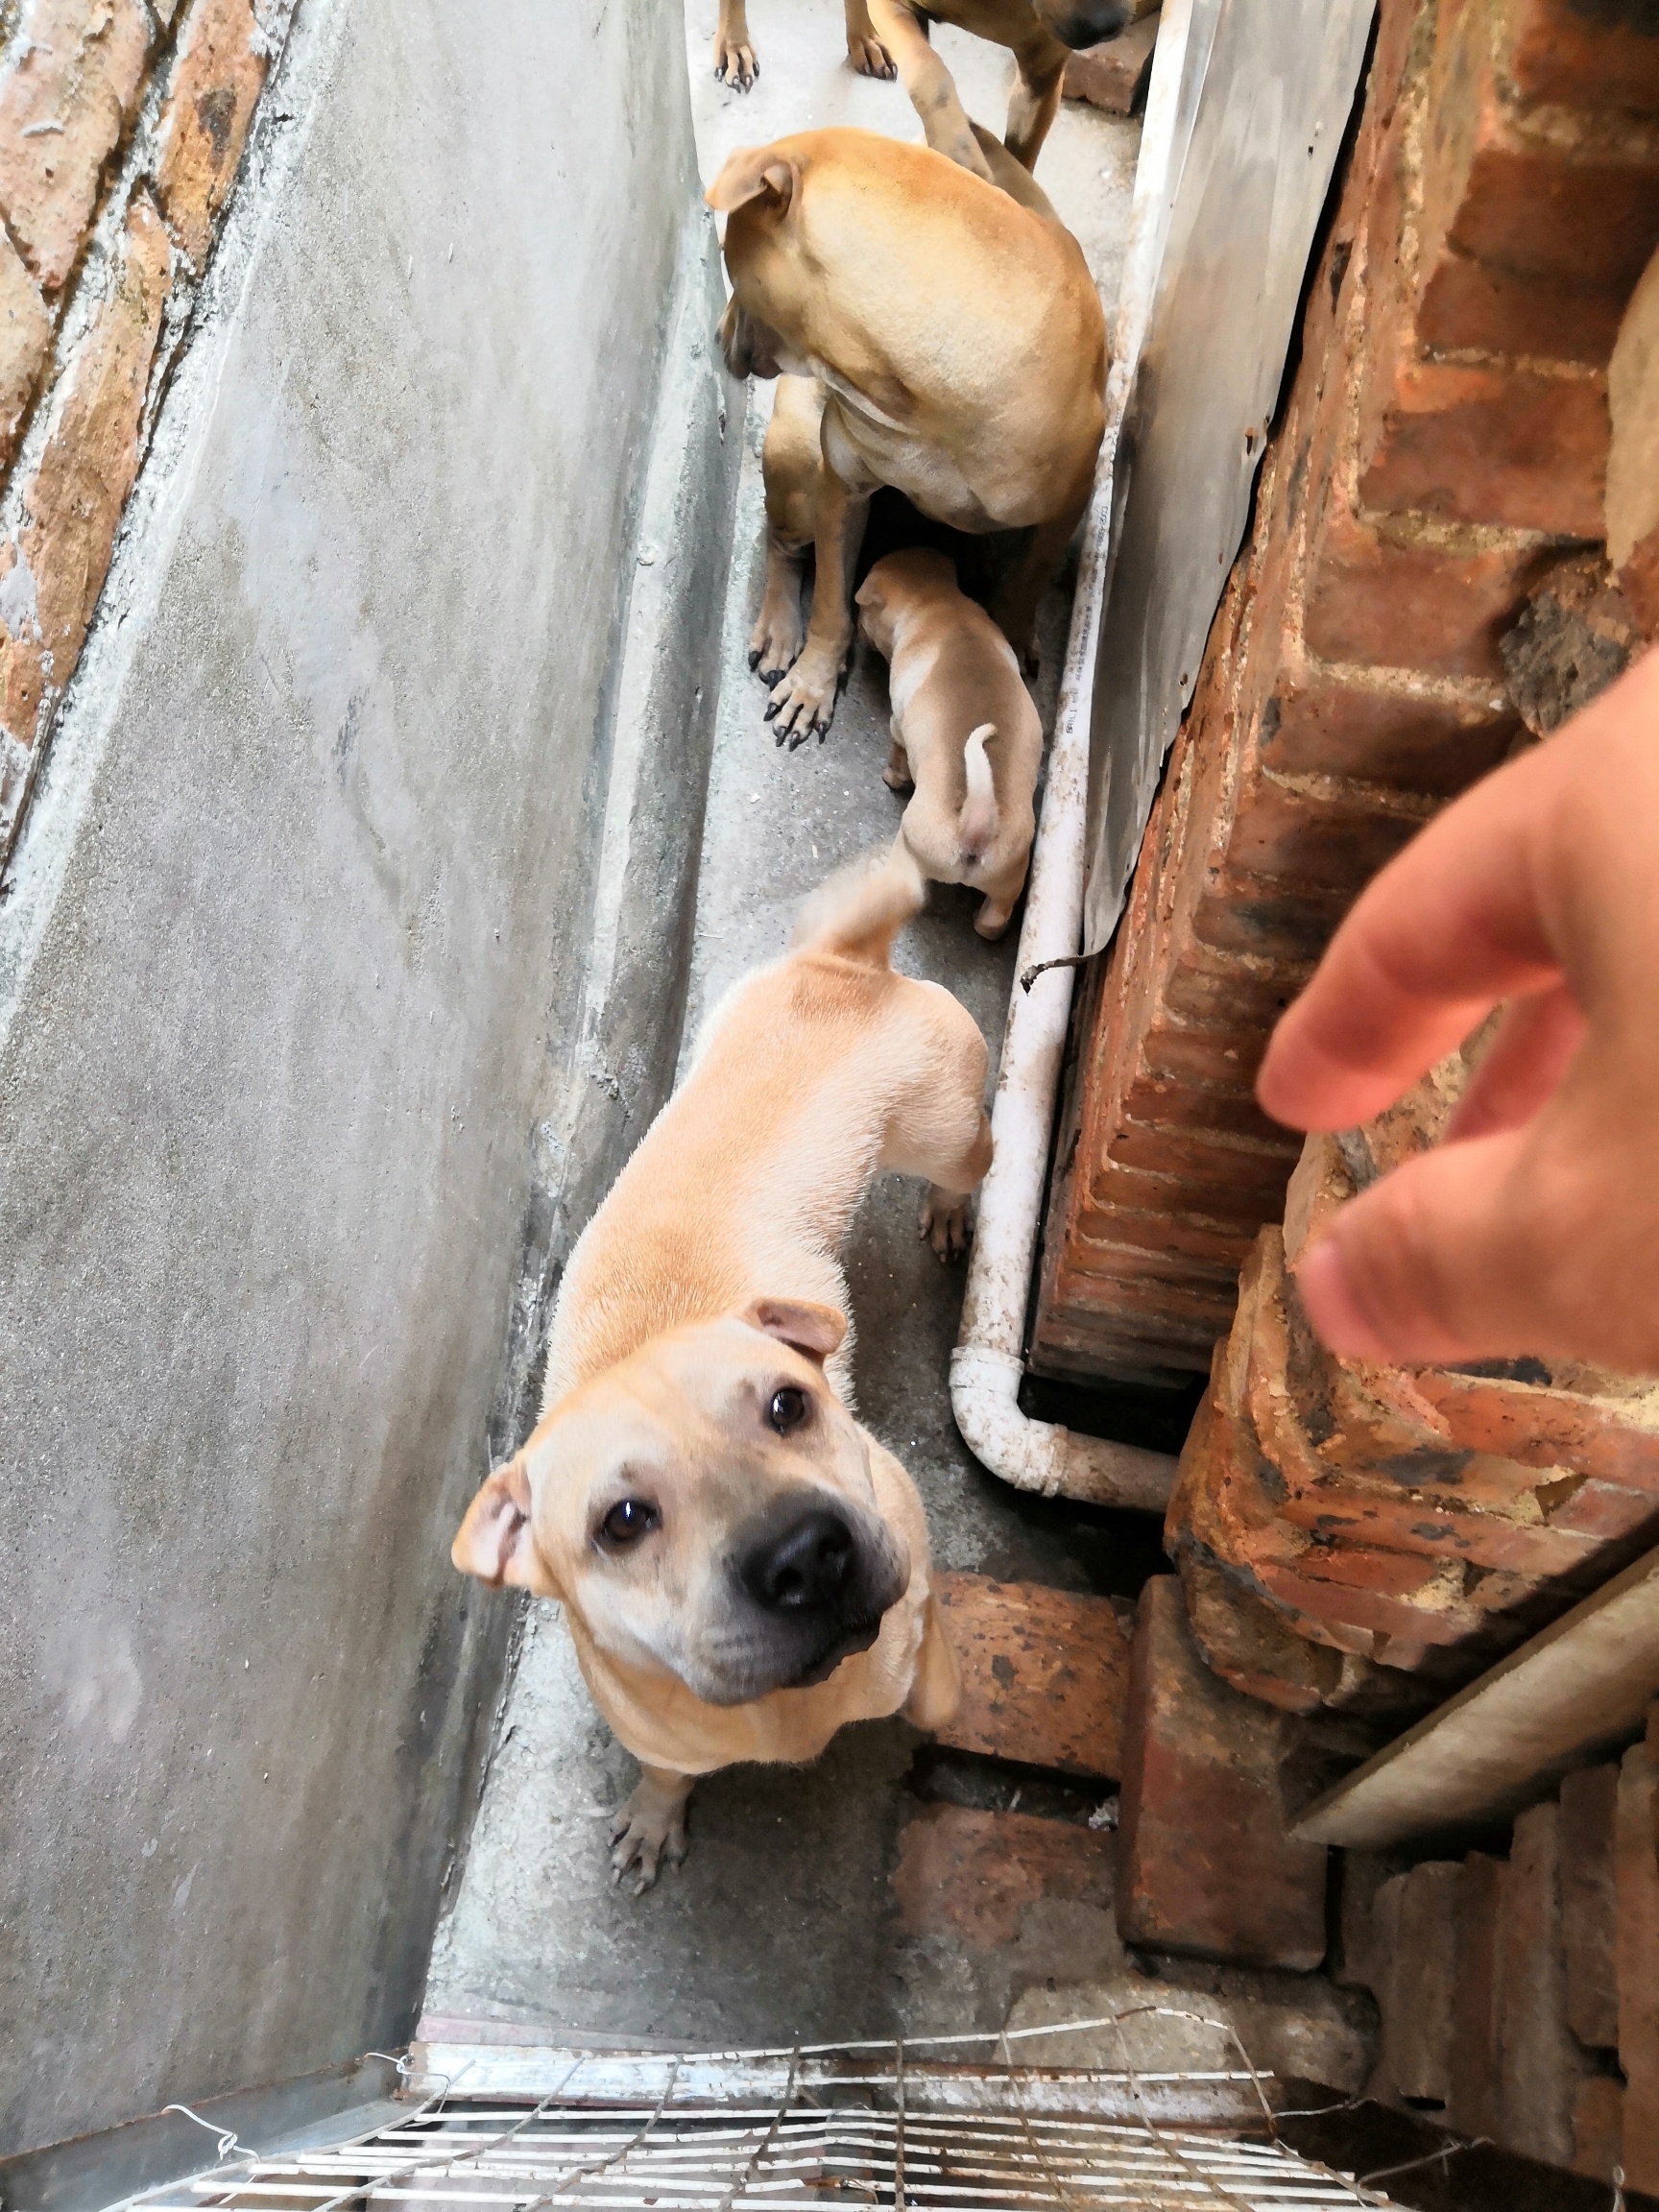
top-left (855, 550), bottom-right (959, 654)
top-left (451, 1298), bottom-right (909, 1706)
top-left (1031, 0), bottom-right (1132, 49)
top-left (708, 144), bottom-right (813, 384)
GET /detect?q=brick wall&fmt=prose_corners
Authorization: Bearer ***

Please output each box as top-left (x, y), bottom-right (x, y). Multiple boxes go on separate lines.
top-left (0, 0), bottom-right (292, 866)
top-left (1033, 0), bottom-right (1659, 1383)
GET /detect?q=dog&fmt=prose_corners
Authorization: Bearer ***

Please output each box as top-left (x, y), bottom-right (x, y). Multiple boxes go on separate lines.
top-left (709, 127), bottom-right (1106, 744)
top-left (713, 0), bottom-right (895, 91)
top-left (869, 0), bottom-right (1153, 177)
top-left (750, 372), bottom-right (827, 686)
top-left (856, 549), bottom-right (1042, 939)
top-left (451, 847), bottom-right (986, 1891)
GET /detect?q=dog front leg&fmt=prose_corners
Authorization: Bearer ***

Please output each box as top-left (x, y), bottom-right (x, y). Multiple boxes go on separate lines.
top-left (867, 0), bottom-right (994, 179)
top-left (610, 1763), bottom-right (694, 1895)
top-left (991, 476), bottom-right (1093, 671)
top-left (883, 717), bottom-right (914, 793)
top-left (843, 0), bottom-right (897, 77)
top-left (764, 462), bottom-right (871, 747)
top-left (902, 1597), bottom-right (962, 1733)
top-left (1005, 46), bottom-right (1067, 171)
top-left (713, 0), bottom-right (757, 88)
top-left (750, 529), bottom-right (809, 685)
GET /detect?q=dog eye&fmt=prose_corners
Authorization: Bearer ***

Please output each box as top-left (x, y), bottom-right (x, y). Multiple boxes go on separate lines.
top-left (599, 1497), bottom-right (660, 1548)
top-left (767, 1386), bottom-right (809, 1433)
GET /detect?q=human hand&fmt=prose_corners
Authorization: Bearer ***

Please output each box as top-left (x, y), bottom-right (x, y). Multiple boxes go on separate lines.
top-left (1257, 646), bottom-right (1659, 1374)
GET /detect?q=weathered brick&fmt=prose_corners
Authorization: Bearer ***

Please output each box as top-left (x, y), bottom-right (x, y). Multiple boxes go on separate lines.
top-left (1572, 2076), bottom-right (1624, 2184)
top-left (0, 191), bottom-right (170, 765)
top-left (1505, 0), bottom-right (1659, 113)
top-left (154, 0), bottom-right (271, 264)
top-left (1261, 666), bottom-right (1519, 797)
top-left (1608, 242), bottom-right (1659, 625)
top-left (1381, 1860), bottom-right (1461, 2105)
top-left (1496, 1801), bottom-right (1592, 2167)
top-left (0, 227), bottom-right (51, 463)
top-left (1448, 1850), bottom-right (1505, 2139)
top-left (1062, 11), bottom-right (1158, 114)
top-left (1177, 1544), bottom-right (1352, 1716)
top-left (1616, 1742), bottom-right (1659, 2194)
top-left (1220, 766), bottom-right (1432, 894)
top-left (1115, 1575), bottom-right (1328, 1970)
top-left (0, 0), bottom-right (152, 292)
top-left (1333, 1848), bottom-right (1402, 1991)
top-left (1560, 1765), bottom-right (1622, 2050)
top-left (931, 1575), bottom-right (1132, 1781)
top-left (891, 1803), bottom-right (1112, 1948)
top-left (1302, 495), bottom-right (1554, 682)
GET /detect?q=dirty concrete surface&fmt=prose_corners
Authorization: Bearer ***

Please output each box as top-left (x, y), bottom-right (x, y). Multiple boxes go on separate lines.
top-left (423, 2), bottom-right (1368, 2078)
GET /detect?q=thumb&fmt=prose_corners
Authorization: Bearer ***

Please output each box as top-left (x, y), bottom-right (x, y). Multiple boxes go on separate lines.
top-left (1294, 1128), bottom-right (1564, 1366)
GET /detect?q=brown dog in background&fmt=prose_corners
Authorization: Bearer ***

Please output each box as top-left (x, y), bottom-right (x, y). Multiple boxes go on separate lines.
top-left (857, 549), bottom-right (1042, 939)
top-left (870, 0), bottom-right (1154, 176)
top-left (713, 0), bottom-right (896, 89)
top-left (451, 848), bottom-right (985, 1891)
top-left (710, 128), bottom-right (1105, 744)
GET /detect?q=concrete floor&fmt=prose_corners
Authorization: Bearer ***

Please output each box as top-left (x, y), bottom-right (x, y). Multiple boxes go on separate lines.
top-left (421, 8), bottom-right (1372, 2083)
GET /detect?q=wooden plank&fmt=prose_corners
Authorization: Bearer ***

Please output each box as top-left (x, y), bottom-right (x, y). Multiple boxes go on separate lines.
top-left (1291, 1544), bottom-right (1659, 1848)
top-left (931, 1574), bottom-right (1132, 1781)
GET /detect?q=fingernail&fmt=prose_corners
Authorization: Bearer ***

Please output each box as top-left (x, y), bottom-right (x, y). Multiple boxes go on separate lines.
top-left (1295, 1237), bottom-right (1391, 1361)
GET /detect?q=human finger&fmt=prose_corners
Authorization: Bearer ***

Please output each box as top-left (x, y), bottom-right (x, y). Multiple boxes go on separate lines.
top-left (1446, 984), bottom-right (1587, 1144)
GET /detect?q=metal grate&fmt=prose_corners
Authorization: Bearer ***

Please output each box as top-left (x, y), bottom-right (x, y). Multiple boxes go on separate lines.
top-left (122, 2032), bottom-right (1398, 2212)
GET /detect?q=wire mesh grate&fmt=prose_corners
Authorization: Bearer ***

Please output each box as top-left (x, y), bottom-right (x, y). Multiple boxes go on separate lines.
top-left (120, 2035), bottom-right (1400, 2212)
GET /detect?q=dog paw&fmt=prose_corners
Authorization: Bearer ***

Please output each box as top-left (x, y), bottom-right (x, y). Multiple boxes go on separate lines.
top-left (974, 897), bottom-right (1014, 940)
top-left (764, 648), bottom-right (845, 747)
top-left (881, 763), bottom-right (915, 795)
top-left (749, 607), bottom-right (804, 689)
top-left (610, 1783), bottom-right (688, 1897)
top-left (847, 31), bottom-right (896, 76)
top-left (920, 1187), bottom-right (972, 1263)
top-left (713, 36), bottom-right (758, 87)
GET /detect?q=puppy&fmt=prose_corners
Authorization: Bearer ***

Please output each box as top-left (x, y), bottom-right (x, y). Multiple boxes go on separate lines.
top-left (751, 373), bottom-right (827, 686)
top-left (451, 848), bottom-right (986, 1891)
top-left (709, 128), bottom-right (1105, 744)
top-left (870, 0), bottom-right (1154, 176)
top-left (856, 549), bottom-right (1042, 939)
top-left (713, 0), bottom-right (895, 91)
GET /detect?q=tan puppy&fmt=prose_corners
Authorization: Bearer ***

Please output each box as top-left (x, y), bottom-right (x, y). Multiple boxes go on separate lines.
top-left (856, 549), bottom-right (1042, 939)
top-left (709, 128), bottom-right (1106, 744)
top-left (870, 0), bottom-right (1155, 176)
top-left (751, 373), bottom-right (827, 685)
top-left (452, 849), bottom-right (986, 1890)
top-left (713, 0), bottom-right (895, 91)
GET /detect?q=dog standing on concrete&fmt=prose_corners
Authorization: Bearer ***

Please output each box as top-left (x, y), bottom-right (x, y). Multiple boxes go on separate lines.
top-left (451, 849), bottom-right (985, 1890)
top-left (710, 127), bottom-right (1106, 744)
top-left (856, 549), bottom-right (1042, 939)
top-left (869, 0), bottom-right (1153, 177)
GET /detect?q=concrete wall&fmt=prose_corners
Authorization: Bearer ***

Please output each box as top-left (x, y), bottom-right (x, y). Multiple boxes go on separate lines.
top-left (0, 0), bottom-right (733, 2160)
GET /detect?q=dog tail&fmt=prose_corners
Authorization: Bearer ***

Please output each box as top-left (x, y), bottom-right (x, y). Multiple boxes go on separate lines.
top-left (957, 724), bottom-right (999, 869)
top-left (792, 842), bottom-right (926, 967)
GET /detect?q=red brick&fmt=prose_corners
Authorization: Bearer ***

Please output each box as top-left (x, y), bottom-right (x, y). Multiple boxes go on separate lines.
top-left (1449, 1850), bottom-right (1505, 2139)
top-left (890, 1803), bottom-right (1111, 1948)
top-left (1560, 1765), bottom-right (1621, 2051)
top-left (0, 227), bottom-right (50, 465)
top-left (931, 1575), bottom-right (1131, 1781)
top-left (1607, 243), bottom-right (1659, 606)
top-left (0, 0), bottom-right (152, 292)
top-left (1572, 2077), bottom-right (1624, 2185)
top-left (0, 191), bottom-right (170, 769)
top-left (1260, 666), bottom-right (1519, 797)
top-left (154, 0), bottom-right (271, 264)
top-left (1115, 1575), bottom-right (1328, 1970)
top-left (1624, 522), bottom-right (1659, 637)
top-left (1063, 11), bottom-right (1158, 114)
top-left (1177, 1544), bottom-right (1354, 1715)
top-left (1496, 1800), bottom-right (1592, 2167)
top-left (1616, 1742), bottom-right (1659, 2194)
top-left (1358, 353), bottom-right (1610, 538)
top-left (1409, 1369), bottom-right (1659, 1491)
top-left (1220, 767), bottom-right (1432, 894)
top-left (1506, 0), bottom-right (1659, 113)
top-left (1302, 494), bottom-right (1555, 681)
top-left (1420, 252), bottom-right (1635, 367)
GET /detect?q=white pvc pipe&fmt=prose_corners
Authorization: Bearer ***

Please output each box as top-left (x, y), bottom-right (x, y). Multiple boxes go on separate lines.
top-left (949, 7), bottom-right (1195, 1512)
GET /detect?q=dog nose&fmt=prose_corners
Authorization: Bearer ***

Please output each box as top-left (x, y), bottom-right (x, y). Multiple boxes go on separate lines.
top-left (739, 1506), bottom-right (854, 1612)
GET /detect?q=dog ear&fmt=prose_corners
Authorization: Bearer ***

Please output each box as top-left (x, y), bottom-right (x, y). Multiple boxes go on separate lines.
top-left (854, 571), bottom-right (882, 612)
top-left (451, 1455), bottom-right (544, 1589)
top-left (706, 147), bottom-right (800, 216)
top-left (740, 1295), bottom-right (848, 1363)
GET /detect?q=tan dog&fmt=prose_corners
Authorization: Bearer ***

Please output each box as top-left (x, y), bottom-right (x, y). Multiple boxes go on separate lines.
top-left (451, 849), bottom-right (986, 1890)
top-left (870, 0), bottom-right (1154, 176)
top-left (751, 373), bottom-right (827, 686)
top-left (856, 549), bottom-right (1042, 939)
top-left (713, 0), bottom-right (895, 89)
top-left (710, 128), bottom-right (1106, 745)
